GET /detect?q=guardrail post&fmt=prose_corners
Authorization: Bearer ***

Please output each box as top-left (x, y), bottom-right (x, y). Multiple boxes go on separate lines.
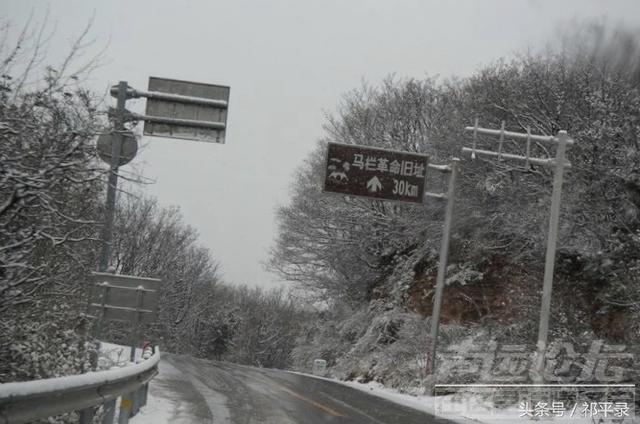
top-left (132, 387), bottom-right (141, 416)
top-left (102, 398), bottom-right (116, 424)
top-left (118, 394), bottom-right (133, 424)
top-left (79, 407), bottom-right (94, 424)
top-left (141, 383), bottom-right (148, 406)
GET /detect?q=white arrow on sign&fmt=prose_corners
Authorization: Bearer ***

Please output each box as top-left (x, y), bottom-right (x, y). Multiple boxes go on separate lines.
top-left (366, 176), bottom-right (383, 193)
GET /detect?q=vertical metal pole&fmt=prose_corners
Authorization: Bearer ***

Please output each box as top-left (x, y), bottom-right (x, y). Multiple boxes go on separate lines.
top-left (141, 383), bottom-right (149, 407)
top-left (118, 395), bottom-right (133, 424)
top-left (534, 130), bottom-right (568, 381)
top-left (525, 127), bottom-right (531, 170)
top-left (78, 408), bottom-right (94, 424)
top-left (92, 283), bottom-right (109, 339)
top-left (427, 158), bottom-right (459, 381)
top-left (132, 389), bottom-right (140, 416)
top-left (130, 286), bottom-right (144, 362)
top-left (93, 81), bottom-right (127, 352)
top-left (471, 118), bottom-right (478, 159)
top-left (98, 81), bottom-right (128, 272)
top-left (102, 398), bottom-right (117, 424)
top-left (497, 121), bottom-right (505, 160)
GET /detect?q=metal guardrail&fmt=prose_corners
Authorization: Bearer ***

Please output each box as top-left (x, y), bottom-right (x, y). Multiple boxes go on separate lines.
top-left (0, 346), bottom-right (160, 424)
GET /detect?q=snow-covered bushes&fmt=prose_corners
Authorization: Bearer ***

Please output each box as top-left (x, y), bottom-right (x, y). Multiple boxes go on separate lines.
top-left (0, 303), bottom-right (93, 383)
top-left (294, 303), bottom-right (434, 393)
top-left (0, 18), bottom-right (105, 390)
top-left (291, 306), bottom-right (369, 371)
top-left (97, 343), bottom-right (130, 370)
top-left (0, 43), bottom-right (104, 313)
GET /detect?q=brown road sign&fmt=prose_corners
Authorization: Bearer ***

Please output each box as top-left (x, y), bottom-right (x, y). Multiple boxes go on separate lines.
top-left (323, 142), bottom-right (429, 203)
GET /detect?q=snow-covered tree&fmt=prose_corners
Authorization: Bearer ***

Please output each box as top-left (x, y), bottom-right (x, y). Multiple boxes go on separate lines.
top-left (0, 19), bottom-right (105, 312)
top-left (273, 20), bottom-right (640, 387)
top-left (0, 17), bottom-right (106, 386)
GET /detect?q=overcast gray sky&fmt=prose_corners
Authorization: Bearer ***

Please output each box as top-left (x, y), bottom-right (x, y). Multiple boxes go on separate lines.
top-left (3, 0), bottom-right (640, 289)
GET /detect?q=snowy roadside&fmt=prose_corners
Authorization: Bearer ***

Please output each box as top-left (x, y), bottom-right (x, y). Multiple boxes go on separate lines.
top-left (288, 371), bottom-right (639, 424)
top-left (130, 356), bottom-right (214, 423)
top-left (98, 341), bottom-right (143, 369)
top-left (92, 343), bottom-right (637, 424)
top-left (286, 370), bottom-right (473, 423)
top-left (98, 342), bottom-right (192, 424)
top-left (96, 343), bottom-right (214, 423)
top-left (129, 359), bottom-right (185, 423)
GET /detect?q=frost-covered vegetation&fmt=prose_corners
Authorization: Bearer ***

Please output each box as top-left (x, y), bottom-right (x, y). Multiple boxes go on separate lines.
top-left (0, 17), bottom-right (304, 388)
top-left (0, 18), bottom-right (105, 385)
top-left (100, 194), bottom-right (305, 369)
top-left (271, 21), bottom-right (640, 391)
top-left (2, 15), bottom-right (639, 416)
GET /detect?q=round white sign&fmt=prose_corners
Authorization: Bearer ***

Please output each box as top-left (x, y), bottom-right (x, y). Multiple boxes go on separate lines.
top-left (96, 131), bottom-right (138, 166)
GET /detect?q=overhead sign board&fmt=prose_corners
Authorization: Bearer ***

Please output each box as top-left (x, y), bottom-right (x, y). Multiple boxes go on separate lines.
top-left (90, 272), bottom-right (161, 291)
top-left (323, 142), bottom-right (429, 203)
top-left (143, 76), bottom-right (229, 143)
top-left (89, 272), bottom-right (162, 324)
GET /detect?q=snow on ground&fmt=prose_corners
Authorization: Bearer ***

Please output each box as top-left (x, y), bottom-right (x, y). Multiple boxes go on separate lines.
top-left (97, 343), bottom-right (214, 423)
top-left (289, 371), bottom-right (639, 424)
top-left (98, 341), bottom-right (144, 369)
top-left (0, 342), bottom-right (158, 399)
top-left (92, 343), bottom-right (639, 424)
top-left (99, 342), bottom-right (199, 423)
top-left (131, 357), bottom-right (213, 423)
top-left (129, 360), bottom-right (181, 424)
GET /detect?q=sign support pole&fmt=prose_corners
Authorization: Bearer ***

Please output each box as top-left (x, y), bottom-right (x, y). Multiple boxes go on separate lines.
top-left (92, 81), bottom-right (128, 361)
top-left (88, 84), bottom-right (128, 421)
top-left (534, 130), bottom-right (568, 381)
top-left (131, 286), bottom-right (144, 362)
top-left (98, 80), bottom-right (128, 272)
top-left (461, 123), bottom-right (572, 384)
top-left (427, 158), bottom-right (459, 386)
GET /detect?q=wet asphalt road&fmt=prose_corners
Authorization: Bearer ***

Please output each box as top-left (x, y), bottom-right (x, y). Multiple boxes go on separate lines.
top-left (158, 353), bottom-right (455, 424)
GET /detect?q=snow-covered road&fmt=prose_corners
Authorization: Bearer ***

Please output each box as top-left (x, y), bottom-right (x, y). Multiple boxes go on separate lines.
top-left (132, 354), bottom-right (457, 424)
